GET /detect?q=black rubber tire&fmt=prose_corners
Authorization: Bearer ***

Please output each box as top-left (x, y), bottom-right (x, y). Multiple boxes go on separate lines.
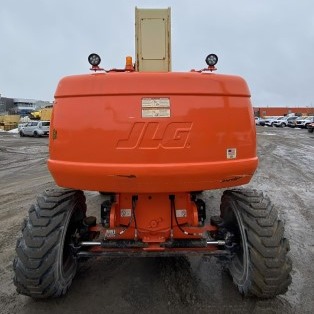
top-left (19, 131), bottom-right (24, 137)
top-left (308, 128), bottom-right (313, 133)
top-left (281, 123), bottom-right (286, 127)
top-left (13, 187), bottom-right (86, 298)
top-left (220, 189), bottom-right (292, 298)
top-left (33, 131), bottom-right (39, 137)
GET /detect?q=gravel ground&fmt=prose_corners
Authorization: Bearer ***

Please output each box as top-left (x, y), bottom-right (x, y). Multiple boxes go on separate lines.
top-left (0, 126), bottom-right (313, 314)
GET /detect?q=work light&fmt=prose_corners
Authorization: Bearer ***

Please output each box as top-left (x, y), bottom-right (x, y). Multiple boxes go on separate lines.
top-left (205, 54), bottom-right (218, 66)
top-left (88, 53), bottom-right (101, 66)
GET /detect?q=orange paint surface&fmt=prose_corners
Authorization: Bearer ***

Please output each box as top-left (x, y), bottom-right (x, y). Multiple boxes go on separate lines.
top-left (48, 71), bottom-right (258, 193)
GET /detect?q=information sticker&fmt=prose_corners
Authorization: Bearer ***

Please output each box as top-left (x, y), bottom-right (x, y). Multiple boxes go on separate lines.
top-left (120, 208), bottom-right (132, 217)
top-left (176, 209), bottom-right (187, 218)
top-left (142, 98), bottom-right (170, 118)
top-left (105, 229), bottom-right (116, 237)
top-left (227, 148), bottom-right (237, 159)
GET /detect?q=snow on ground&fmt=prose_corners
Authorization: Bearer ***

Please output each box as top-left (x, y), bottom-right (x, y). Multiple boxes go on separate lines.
top-left (8, 128), bottom-right (18, 134)
top-left (0, 128), bottom-right (18, 134)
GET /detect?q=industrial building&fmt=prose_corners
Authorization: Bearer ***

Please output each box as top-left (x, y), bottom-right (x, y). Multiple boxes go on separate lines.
top-left (0, 95), bottom-right (52, 116)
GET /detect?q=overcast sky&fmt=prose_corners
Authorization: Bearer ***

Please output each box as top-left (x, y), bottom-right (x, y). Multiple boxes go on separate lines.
top-left (1, 0), bottom-right (313, 107)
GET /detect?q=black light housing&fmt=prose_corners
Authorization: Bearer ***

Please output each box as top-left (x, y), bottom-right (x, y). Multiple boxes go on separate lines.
top-left (88, 53), bottom-right (101, 66)
top-left (205, 54), bottom-right (218, 66)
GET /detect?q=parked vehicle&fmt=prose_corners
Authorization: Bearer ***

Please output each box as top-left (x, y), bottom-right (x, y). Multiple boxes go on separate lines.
top-left (288, 117), bottom-right (300, 128)
top-left (259, 118), bottom-right (266, 126)
top-left (307, 122), bottom-right (314, 133)
top-left (273, 116), bottom-right (298, 127)
top-left (264, 116), bottom-right (284, 127)
top-left (255, 117), bottom-right (264, 125)
top-left (272, 116), bottom-right (286, 127)
top-left (294, 116), bottom-right (314, 129)
top-left (19, 120), bottom-right (50, 137)
top-left (17, 123), bottom-right (28, 132)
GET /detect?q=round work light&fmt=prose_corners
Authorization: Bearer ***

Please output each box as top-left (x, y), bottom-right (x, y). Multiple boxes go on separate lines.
top-left (205, 54), bottom-right (218, 66)
top-left (88, 53), bottom-right (101, 66)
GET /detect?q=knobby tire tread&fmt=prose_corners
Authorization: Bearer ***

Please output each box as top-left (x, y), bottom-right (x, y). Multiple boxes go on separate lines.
top-left (221, 188), bottom-right (292, 298)
top-left (13, 187), bottom-right (86, 298)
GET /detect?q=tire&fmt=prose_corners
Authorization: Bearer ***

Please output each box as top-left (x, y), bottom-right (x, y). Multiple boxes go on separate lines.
top-left (19, 131), bottom-right (24, 137)
top-left (220, 189), bottom-right (292, 298)
top-left (308, 128), bottom-right (314, 133)
top-left (33, 131), bottom-right (39, 137)
top-left (13, 187), bottom-right (86, 298)
top-left (281, 123), bottom-right (286, 127)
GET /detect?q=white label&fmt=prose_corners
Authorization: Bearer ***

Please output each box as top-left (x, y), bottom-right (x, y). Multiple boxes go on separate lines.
top-left (176, 209), bottom-right (187, 218)
top-left (142, 98), bottom-right (170, 108)
top-left (142, 98), bottom-right (170, 118)
top-left (227, 148), bottom-right (237, 159)
top-left (120, 208), bottom-right (132, 217)
top-left (105, 229), bottom-right (116, 237)
top-left (142, 108), bottom-right (170, 118)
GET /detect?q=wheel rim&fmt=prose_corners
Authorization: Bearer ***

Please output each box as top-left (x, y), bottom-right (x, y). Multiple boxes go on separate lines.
top-left (57, 207), bottom-right (80, 282)
top-left (62, 212), bottom-right (77, 275)
top-left (222, 198), bottom-right (250, 289)
top-left (229, 206), bottom-right (249, 285)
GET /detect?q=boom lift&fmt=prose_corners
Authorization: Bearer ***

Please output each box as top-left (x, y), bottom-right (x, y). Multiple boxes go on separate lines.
top-left (13, 8), bottom-right (292, 299)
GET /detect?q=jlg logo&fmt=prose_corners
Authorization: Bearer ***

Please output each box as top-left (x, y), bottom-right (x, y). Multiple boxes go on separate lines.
top-left (117, 122), bottom-right (192, 149)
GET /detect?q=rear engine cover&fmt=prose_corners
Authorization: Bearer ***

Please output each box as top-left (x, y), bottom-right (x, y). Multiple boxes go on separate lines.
top-left (48, 72), bottom-right (258, 192)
